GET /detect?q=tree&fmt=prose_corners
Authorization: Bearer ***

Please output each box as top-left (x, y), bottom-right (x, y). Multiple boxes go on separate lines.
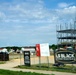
top-left (50, 44), bottom-right (57, 50)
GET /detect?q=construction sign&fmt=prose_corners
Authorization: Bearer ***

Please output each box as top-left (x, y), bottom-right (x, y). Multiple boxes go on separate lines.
top-left (36, 43), bottom-right (50, 57)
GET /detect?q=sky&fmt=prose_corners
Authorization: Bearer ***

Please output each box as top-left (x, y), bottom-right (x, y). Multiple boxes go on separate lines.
top-left (0, 0), bottom-right (76, 47)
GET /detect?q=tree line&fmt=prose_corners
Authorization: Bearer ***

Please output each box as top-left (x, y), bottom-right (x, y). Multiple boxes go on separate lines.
top-left (0, 44), bottom-right (57, 52)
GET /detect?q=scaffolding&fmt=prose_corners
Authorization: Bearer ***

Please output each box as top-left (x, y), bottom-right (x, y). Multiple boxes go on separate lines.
top-left (56, 19), bottom-right (76, 48)
top-left (53, 19), bottom-right (76, 65)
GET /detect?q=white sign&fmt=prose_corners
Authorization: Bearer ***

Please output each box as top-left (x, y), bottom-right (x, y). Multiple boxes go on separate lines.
top-left (40, 43), bottom-right (50, 56)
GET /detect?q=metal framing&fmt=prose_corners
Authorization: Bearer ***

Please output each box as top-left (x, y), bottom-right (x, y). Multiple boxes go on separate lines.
top-left (54, 19), bottom-right (76, 64)
top-left (56, 20), bottom-right (76, 47)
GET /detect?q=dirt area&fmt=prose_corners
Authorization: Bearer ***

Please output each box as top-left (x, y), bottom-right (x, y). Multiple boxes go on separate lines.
top-left (0, 55), bottom-right (54, 68)
top-left (0, 55), bottom-right (76, 75)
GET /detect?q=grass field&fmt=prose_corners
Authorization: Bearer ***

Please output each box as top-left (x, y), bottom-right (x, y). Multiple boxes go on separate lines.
top-left (0, 69), bottom-right (54, 75)
top-left (15, 64), bottom-right (76, 73)
top-left (0, 61), bottom-right (6, 64)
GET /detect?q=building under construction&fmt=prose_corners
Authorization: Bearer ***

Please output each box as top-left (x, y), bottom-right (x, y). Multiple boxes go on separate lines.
top-left (56, 19), bottom-right (76, 48)
top-left (54, 19), bottom-right (76, 65)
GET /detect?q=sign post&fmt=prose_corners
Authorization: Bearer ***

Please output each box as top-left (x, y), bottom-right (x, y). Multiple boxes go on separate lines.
top-left (24, 51), bottom-right (31, 66)
top-left (47, 56), bottom-right (50, 68)
top-left (40, 43), bottom-right (50, 57)
top-left (36, 44), bottom-right (41, 68)
top-left (40, 43), bottom-right (50, 68)
top-left (36, 43), bottom-right (50, 68)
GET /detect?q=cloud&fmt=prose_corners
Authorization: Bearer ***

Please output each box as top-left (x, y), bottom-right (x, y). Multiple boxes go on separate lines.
top-left (0, 1), bottom-right (76, 24)
top-left (0, 12), bottom-right (5, 17)
top-left (57, 6), bottom-right (76, 14)
top-left (0, 12), bottom-right (6, 21)
top-left (0, 0), bottom-right (47, 23)
top-left (55, 6), bottom-right (76, 23)
top-left (58, 2), bottom-right (73, 8)
top-left (0, 0), bottom-right (76, 46)
top-left (0, 0), bottom-right (65, 24)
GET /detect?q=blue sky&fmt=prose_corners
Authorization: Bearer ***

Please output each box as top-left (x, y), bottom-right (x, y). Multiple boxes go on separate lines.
top-left (0, 0), bottom-right (76, 47)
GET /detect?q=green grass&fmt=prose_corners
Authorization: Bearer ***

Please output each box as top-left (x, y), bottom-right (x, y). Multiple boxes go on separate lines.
top-left (15, 63), bottom-right (76, 73)
top-left (0, 61), bottom-right (6, 64)
top-left (0, 69), bottom-right (54, 75)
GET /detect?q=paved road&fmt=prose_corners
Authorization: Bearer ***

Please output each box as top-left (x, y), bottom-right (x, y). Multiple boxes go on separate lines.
top-left (0, 56), bottom-right (76, 75)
